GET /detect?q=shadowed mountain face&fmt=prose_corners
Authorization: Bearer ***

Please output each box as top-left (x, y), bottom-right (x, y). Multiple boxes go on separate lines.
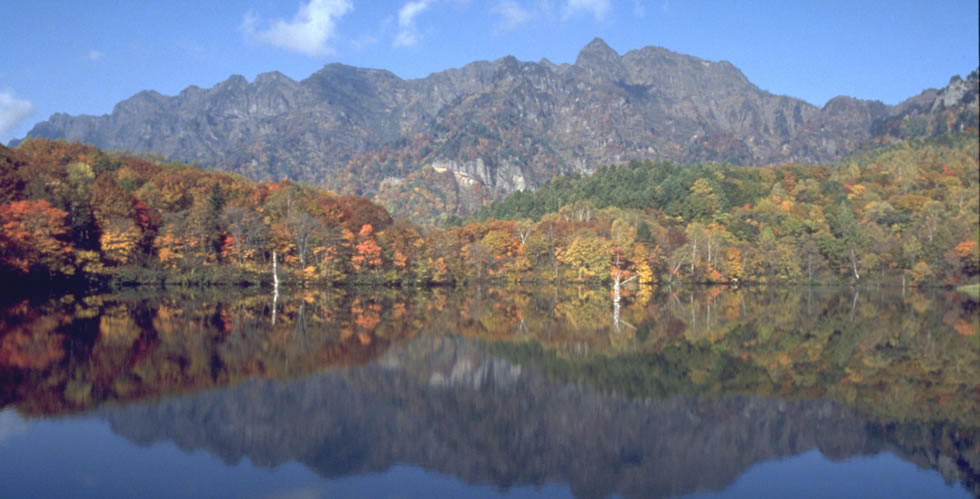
top-left (99, 334), bottom-right (978, 499)
top-left (21, 39), bottom-right (979, 215)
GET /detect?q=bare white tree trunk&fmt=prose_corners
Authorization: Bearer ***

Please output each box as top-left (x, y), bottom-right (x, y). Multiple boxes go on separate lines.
top-left (849, 248), bottom-right (860, 281)
top-left (515, 224), bottom-right (533, 247)
top-left (613, 297), bottom-right (621, 334)
top-left (273, 250), bottom-right (279, 288)
top-left (849, 287), bottom-right (860, 322)
top-left (691, 292), bottom-right (696, 336)
top-left (272, 250), bottom-right (279, 325)
top-left (691, 237), bottom-right (697, 276)
top-left (611, 254), bottom-right (637, 333)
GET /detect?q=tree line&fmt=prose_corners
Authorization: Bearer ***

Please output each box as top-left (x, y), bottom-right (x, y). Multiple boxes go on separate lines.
top-left (1, 135), bottom-right (977, 288)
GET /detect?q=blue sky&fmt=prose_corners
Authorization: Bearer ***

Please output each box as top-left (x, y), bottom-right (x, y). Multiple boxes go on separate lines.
top-left (1, 0), bottom-right (978, 144)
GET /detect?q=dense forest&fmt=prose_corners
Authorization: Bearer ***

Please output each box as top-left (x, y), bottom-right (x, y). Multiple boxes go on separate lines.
top-left (1, 135), bottom-right (977, 288)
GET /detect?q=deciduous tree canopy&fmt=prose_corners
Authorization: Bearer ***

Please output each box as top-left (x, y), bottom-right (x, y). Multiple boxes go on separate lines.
top-left (1, 135), bottom-right (977, 288)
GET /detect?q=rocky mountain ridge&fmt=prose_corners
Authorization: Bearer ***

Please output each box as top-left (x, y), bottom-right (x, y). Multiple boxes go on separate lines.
top-left (20, 38), bottom-right (979, 218)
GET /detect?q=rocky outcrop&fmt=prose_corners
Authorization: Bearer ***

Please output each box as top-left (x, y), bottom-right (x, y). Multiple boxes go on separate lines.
top-left (872, 69), bottom-right (979, 139)
top-left (20, 39), bottom-right (980, 217)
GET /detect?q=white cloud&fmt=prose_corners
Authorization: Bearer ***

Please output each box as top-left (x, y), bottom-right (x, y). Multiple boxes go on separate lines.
top-left (394, 0), bottom-right (434, 47)
top-left (563, 0), bottom-right (610, 21)
top-left (0, 90), bottom-right (34, 139)
top-left (492, 1), bottom-right (533, 31)
top-left (88, 49), bottom-right (105, 61)
top-left (241, 0), bottom-right (353, 57)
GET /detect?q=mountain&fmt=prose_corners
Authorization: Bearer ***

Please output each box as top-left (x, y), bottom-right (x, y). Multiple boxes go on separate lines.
top-left (20, 38), bottom-right (979, 219)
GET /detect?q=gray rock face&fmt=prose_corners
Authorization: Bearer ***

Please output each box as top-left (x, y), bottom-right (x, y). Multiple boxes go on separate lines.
top-left (20, 39), bottom-right (979, 214)
top-left (934, 73), bottom-right (980, 111)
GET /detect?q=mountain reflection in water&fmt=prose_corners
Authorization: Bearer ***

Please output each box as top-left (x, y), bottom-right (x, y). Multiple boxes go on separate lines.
top-left (0, 285), bottom-right (977, 498)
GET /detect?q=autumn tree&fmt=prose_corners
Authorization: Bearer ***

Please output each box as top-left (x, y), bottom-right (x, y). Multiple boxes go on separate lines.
top-left (0, 200), bottom-right (74, 276)
top-left (558, 229), bottom-right (612, 281)
top-left (64, 162), bottom-right (100, 250)
top-left (682, 178), bottom-right (722, 222)
top-left (833, 201), bottom-right (864, 280)
top-left (223, 206), bottom-right (269, 267)
top-left (200, 181), bottom-right (228, 261)
top-left (284, 212), bottom-right (325, 269)
top-left (378, 219), bottom-right (423, 281)
top-left (351, 224), bottom-right (383, 274)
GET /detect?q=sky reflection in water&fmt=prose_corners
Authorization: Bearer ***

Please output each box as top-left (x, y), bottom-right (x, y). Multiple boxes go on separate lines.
top-left (0, 410), bottom-right (969, 499)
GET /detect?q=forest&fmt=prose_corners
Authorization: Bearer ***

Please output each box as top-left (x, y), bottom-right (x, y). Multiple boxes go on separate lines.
top-left (0, 134), bottom-right (978, 289)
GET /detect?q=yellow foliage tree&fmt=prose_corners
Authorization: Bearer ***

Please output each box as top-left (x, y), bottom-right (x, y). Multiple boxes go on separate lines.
top-left (100, 219), bottom-right (141, 265)
top-left (558, 232), bottom-right (611, 281)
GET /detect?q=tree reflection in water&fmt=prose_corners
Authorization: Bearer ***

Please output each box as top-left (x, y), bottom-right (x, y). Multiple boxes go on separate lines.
top-left (0, 285), bottom-right (977, 497)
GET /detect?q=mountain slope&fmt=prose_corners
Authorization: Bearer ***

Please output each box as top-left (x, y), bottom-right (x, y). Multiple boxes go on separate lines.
top-left (21, 39), bottom-right (979, 218)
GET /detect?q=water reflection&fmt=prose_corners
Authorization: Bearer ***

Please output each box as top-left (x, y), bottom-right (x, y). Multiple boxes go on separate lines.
top-left (0, 286), bottom-right (977, 497)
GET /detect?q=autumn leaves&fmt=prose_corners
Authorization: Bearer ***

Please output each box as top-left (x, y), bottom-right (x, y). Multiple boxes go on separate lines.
top-left (1, 136), bottom-right (978, 289)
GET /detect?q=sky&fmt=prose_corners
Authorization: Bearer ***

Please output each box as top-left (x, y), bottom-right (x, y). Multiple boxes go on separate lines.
top-left (1, 0), bottom-right (978, 144)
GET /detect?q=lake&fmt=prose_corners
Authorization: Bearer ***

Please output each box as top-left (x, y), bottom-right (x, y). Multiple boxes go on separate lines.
top-left (0, 285), bottom-right (977, 498)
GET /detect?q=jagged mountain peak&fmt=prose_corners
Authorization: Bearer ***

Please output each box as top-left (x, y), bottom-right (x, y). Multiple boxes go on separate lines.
top-left (254, 71), bottom-right (296, 86)
top-left (304, 63), bottom-right (404, 90)
top-left (217, 74), bottom-right (249, 90)
top-left (321, 61), bottom-right (378, 73)
top-left (933, 68), bottom-right (979, 110)
top-left (574, 37), bottom-right (627, 82)
top-left (577, 37), bottom-right (618, 61)
top-left (18, 39), bottom-right (978, 219)
top-left (110, 89), bottom-right (168, 115)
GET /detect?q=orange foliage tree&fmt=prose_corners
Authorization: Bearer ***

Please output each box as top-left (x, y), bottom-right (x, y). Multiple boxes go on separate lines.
top-left (0, 200), bottom-right (74, 275)
top-left (351, 224), bottom-right (383, 272)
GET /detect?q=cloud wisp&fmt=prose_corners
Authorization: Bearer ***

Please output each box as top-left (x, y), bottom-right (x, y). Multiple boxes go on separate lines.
top-left (88, 49), bottom-right (105, 61)
top-left (0, 90), bottom-right (34, 139)
top-left (394, 0), bottom-right (434, 47)
top-left (241, 0), bottom-right (353, 57)
top-left (492, 0), bottom-right (533, 32)
top-left (563, 0), bottom-right (610, 21)
top-left (393, 0), bottom-right (432, 47)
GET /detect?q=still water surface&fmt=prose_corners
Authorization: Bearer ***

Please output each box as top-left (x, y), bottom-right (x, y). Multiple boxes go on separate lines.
top-left (0, 285), bottom-right (976, 498)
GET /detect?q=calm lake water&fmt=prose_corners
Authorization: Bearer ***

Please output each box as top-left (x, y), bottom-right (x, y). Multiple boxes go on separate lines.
top-left (0, 285), bottom-right (977, 498)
